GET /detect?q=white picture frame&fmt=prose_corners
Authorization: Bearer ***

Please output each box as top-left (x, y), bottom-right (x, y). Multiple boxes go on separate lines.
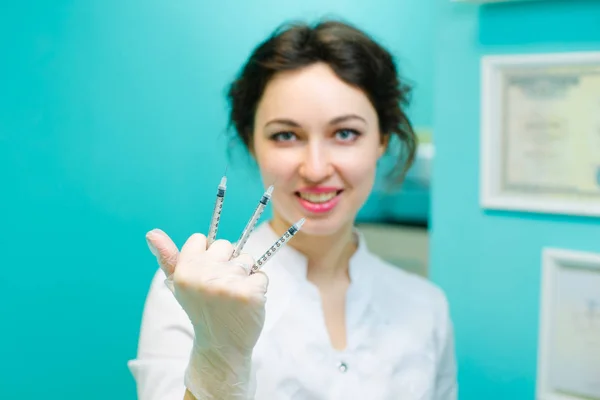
top-left (480, 51), bottom-right (600, 217)
top-left (537, 247), bottom-right (600, 400)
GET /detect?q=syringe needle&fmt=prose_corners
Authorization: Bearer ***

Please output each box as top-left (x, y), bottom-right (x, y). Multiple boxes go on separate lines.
top-left (249, 217), bottom-right (305, 274)
top-left (231, 184), bottom-right (274, 259)
top-left (207, 168), bottom-right (228, 247)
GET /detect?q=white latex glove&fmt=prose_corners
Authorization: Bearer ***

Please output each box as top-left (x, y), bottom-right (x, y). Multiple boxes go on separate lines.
top-left (146, 229), bottom-right (268, 400)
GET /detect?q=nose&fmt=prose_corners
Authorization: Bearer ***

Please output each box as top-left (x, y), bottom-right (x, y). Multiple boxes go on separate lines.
top-left (298, 141), bottom-right (334, 184)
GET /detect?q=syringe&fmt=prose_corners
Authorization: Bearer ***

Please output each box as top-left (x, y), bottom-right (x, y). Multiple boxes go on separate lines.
top-left (249, 218), bottom-right (306, 274)
top-left (231, 184), bottom-right (274, 259)
top-left (207, 174), bottom-right (227, 247)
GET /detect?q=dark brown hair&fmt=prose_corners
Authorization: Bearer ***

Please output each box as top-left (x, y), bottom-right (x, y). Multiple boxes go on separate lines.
top-left (226, 19), bottom-right (417, 186)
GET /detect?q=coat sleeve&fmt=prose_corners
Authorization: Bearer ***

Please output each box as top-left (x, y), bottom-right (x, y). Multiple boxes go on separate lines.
top-left (128, 269), bottom-right (194, 400)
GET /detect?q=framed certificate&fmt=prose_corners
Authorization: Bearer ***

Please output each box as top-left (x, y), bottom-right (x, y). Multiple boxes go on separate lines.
top-left (537, 248), bottom-right (600, 400)
top-left (480, 51), bottom-right (600, 217)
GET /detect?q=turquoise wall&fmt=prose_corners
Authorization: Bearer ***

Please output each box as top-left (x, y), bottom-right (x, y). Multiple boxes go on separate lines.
top-left (7, 1), bottom-right (598, 399)
top-left (430, 1), bottom-right (600, 399)
top-left (0, 1), bottom-right (434, 398)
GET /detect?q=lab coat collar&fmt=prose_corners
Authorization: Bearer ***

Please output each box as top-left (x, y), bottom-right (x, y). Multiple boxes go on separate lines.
top-left (246, 222), bottom-right (376, 337)
top-left (249, 221), bottom-right (372, 283)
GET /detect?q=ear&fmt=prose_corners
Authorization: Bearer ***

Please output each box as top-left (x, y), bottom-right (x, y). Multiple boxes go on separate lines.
top-left (247, 141), bottom-right (256, 159)
top-left (378, 134), bottom-right (390, 158)
top-left (243, 129), bottom-right (257, 158)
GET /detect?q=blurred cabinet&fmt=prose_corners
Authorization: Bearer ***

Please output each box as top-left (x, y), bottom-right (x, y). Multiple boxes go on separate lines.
top-left (357, 143), bottom-right (433, 226)
top-left (357, 223), bottom-right (429, 278)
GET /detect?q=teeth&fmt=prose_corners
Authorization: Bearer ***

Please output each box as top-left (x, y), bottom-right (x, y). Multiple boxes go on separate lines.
top-left (299, 192), bottom-right (338, 203)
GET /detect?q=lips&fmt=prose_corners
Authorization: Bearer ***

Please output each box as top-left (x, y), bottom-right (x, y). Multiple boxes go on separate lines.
top-left (295, 188), bottom-right (343, 214)
top-left (297, 191), bottom-right (341, 203)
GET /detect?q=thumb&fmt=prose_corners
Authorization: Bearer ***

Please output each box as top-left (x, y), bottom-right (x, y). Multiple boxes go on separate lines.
top-left (146, 229), bottom-right (180, 277)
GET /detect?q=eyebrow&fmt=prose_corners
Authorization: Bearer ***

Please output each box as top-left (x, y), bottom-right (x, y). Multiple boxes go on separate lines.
top-left (264, 114), bottom-right (367, 128)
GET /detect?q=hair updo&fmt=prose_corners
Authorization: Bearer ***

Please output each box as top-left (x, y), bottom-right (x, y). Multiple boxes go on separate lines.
top-left (226, 19), bottom-right (417, 185)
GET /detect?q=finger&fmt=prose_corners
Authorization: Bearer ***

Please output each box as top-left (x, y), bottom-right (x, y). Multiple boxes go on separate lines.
top-left (220, 253), bottom-right (254, 277)
top-left (246, 270), bottom-right (269, 294)
top-left (204, 239), bottom-right (235, 263)
top-left (203, 253), bottom-right (256, 284)
top-left (178, 233), bottom-right (208, 266)
top-left (217, 260), bottom-right (252, 278)
top-left (232, 253), bottom-right (255, 270)
top-left (146, 229), bottom-right (180, 277)
top-left (228, 269), bottom-right (268, 304)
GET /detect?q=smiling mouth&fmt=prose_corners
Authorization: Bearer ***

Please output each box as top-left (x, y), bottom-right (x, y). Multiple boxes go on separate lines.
top-left (295, 190), bottom-right (343, 203)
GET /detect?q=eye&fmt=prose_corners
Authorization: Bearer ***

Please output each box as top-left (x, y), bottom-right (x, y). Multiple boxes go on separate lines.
top-left (335, 129), bottom-right (360, 142)
top-left (270, 131), bottom-right (298, 142)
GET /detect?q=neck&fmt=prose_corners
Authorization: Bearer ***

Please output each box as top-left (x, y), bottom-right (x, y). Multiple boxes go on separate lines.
top-left (269, 218), bottom-right (357, 286)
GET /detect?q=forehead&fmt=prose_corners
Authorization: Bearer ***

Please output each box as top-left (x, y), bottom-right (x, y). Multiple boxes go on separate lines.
top-left (255, 62), bottom-right (376, 124)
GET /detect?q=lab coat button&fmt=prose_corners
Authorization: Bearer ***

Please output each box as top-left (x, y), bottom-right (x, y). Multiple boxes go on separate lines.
top-left (337, 361), bottom-right (348, 373)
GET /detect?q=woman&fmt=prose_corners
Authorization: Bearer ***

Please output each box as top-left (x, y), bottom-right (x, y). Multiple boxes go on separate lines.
top-left (129, 19), bottom-right (457, 400)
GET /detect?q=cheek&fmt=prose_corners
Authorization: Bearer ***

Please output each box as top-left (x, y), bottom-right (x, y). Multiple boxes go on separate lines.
top-left (344, 160), bottom-right (377, 190)
top-left (340, 144), bottom-right (379, 183)
top-left (255, 149), bottom-right (297, 183)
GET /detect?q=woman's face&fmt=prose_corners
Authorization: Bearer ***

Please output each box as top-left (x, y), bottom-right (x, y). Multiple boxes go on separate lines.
top-left (252, 62), bottom-right (386, 237)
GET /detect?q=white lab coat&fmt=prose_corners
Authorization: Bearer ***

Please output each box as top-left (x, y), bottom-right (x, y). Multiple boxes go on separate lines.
top-left (128, 222), bottom-right (458, 400)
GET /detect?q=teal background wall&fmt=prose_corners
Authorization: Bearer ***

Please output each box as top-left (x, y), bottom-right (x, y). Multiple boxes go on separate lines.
top-left (430, 1), bottom-right (600, 399)
top-left (0, 1), bottom-right (434, 399)
top-left (4, 1), bottom-right (599, 399)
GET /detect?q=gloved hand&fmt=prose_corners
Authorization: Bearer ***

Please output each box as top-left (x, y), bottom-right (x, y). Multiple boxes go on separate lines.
top-left (146, 229), bottom-right (268, 400)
